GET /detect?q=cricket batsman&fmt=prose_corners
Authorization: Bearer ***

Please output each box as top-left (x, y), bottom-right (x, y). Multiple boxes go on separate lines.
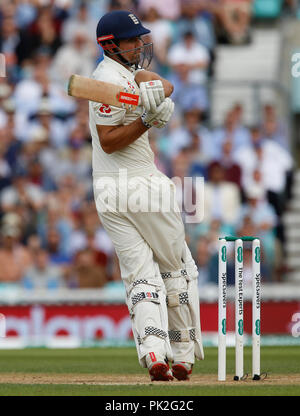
top-left (90, 10), bottom-right (204, 381)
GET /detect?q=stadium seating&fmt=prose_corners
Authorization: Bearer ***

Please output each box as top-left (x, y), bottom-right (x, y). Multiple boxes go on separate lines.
top-left (211, 28), bottom-right (281, 126)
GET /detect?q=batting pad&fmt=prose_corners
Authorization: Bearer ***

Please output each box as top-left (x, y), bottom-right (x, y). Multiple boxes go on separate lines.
top-left (163, 243), bottom-right (204, 363)
top-left (127, 281), bottom-right (173, 368)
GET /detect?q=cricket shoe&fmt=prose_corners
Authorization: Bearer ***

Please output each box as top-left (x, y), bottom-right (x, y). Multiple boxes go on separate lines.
top-left (146, 352), bottom-right (173, 382)
top-left (172, 362), bottom-right (193, 381)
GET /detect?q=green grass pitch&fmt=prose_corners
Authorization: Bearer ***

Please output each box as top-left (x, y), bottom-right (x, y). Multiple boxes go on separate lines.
top-left (0, 346), bottom-right (299, 396)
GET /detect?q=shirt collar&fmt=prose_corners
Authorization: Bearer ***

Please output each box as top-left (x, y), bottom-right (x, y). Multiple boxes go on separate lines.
top-left (103, 55), bottom-right (135, 77)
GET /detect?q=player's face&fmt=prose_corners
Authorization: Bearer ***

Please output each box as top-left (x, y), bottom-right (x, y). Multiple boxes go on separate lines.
top-left (118, 36), bottom-right (143, 64)
top-left (110, 36), bottom-right (153, 69)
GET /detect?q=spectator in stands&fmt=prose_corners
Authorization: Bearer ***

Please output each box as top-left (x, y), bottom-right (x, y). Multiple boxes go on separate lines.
top-left (262, 131), bottom-right (293, 247)
top-left (109, 0), bottom-right (138, 12)
top-left (2, 95), bottom-right (16, 129)
top-left (195, 236), bottom-right (216, 287)
top-left (68, 100), bottom-right (92, 145)
top-left (0, 1), bottom-right (16, 18)
top-left (170, 148), bottom-right (201, 223)
top-left (2, 105), bottom-right (23, 172)
top-left (167, 29), bottom-right (211, 117)
top-left (188, 130), bottom-right (212, 179)
top-left (175, 0), bottom-right (216, 75)
top-left (261, 106), bottom-right (293, 208)
top-left (206, 219), bottom-right (235, 256)
top-left (25, 126), bottom-right (56, 183)
top-left (243, 167), bottom-right (265, 201)
top-left (22, 248), bottom-right (65, 290)
top-left (14, 63), bottom-right (75, 142)
top-left (68, 248), bottom-right (108, 289)
top-left (0, 168), bottom-right (45, 214)
top-left (27, 156), bottom-right (56, 192)
top-left (0, 83), bottom-right (13, 128)
top-left (235, 215), bottom-right (271, 281)
top-left (16, 5), bottom-right (63, 64)
top-left (0, 222), bottom-right (32, 283)
top-left (233, 125), bottom-right (262, 191)
top-left (62, 2), bottom-right (97, 44)
top-left (216, 0), bottom-right (252, 45)
top-left (50, 27), bottom-right (97, 87)
top-left (202, 161), bottom-right (241, 226)
top-left (212, 107), bottom-right (251, 160)
top-left (261, 104), bottom-right (290, 151)
top-left (26, 233), bottom-right (42, 257)
top-left (0, 15), bottom-right (19, 79)
top-left (171, 147), bottom-right (192, 181)
top-left (168, 31), bottom-right (210, 87)
top-left (138, 0), bottom-right (181, 20)
top-left (191, 219), bottom-right (235, 285)
top-left (14, 62), bottom-right (50, 117)
top-left (54, 140), bottom-right (92, 194)
top-left (236, 185), bottom-right (277, 262)
top-left (27, 99), bottom-right (72, 149)
top-left (234, 124), bottom-right (293, 245)
top-left (191, 217), bottom-right (234, 252)
top-left (166, 107), bottom-right (213, 161)
top-left (46, 174), bottom-right (86, 224)
top-left (141, 6), bottom-right (173, 74)
top-left (231, 102), bottom-right (250, 136)
top-left (260, 130), bottom-right (293, 219)
top-left (45, 227), bottom-right (72, 266)
top-left (168, 62), bottom-right (210, 115)
top-left (1, 211), bottom-right (22, 233)
top-left (217, 140), bottom-right (242, 189)
top-left (37, 205), bottom-right (73, 256)
top-left (68, 202), bottom-right (114, 260)
top-left (15, 0), bottom-right (37, 30)
top-left (234, 122), bottom-right (293, 208)
top-left (82, 0), bottom-right (113, 19)
top-left (14, 137), bottom-right (37, 174)
top-left (0, 139), bottom-right (11, 192)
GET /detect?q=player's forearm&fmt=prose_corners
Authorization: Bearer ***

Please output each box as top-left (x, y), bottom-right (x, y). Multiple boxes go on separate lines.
top-left (135, 70), bottom-right (174, 97)
top-left (97, 118), bottom-right (148, 154)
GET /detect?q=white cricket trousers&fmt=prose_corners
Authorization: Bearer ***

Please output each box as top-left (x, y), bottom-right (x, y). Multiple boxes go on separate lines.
top-left (93, 164), bottom-right (203, 367)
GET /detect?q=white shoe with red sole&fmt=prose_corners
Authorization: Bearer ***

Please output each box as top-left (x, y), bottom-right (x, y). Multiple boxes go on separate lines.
top-left (146, 352), bottom-right (173, 382)
top-left (172, 362), bottom-right (193, 381)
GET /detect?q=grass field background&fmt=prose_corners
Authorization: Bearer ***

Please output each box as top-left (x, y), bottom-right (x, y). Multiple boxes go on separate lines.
top-left (0, 346), bottom-right (299, 396)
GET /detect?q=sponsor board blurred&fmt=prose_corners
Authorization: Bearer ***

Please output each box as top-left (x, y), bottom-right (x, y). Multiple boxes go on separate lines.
top-left (0, 301), bottom-right (299, 347)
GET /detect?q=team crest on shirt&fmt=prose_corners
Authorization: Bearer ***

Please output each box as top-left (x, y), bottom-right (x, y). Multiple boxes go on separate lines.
top-left (99, 104), bottom-right (111, 114)
top-left (98, 104), bottom-right (112, 117)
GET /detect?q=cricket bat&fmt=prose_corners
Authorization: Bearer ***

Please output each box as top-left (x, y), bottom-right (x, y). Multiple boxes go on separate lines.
top-left (67, 74), bottom-right (141, 108)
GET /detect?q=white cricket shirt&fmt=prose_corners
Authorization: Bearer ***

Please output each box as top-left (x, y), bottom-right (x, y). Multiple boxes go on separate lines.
top-left (89, 55), bottom-right (155, 174)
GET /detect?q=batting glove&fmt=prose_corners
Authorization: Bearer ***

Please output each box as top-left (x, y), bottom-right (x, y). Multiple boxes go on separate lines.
top-left (139, 80), bottom-right (165, 113)
top-left (141, 97), bottom-right (175, 129)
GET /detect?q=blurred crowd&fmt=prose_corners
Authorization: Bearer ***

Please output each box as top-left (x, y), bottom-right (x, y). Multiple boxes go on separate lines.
top-left (0, 0), bottom-right (295, 292)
